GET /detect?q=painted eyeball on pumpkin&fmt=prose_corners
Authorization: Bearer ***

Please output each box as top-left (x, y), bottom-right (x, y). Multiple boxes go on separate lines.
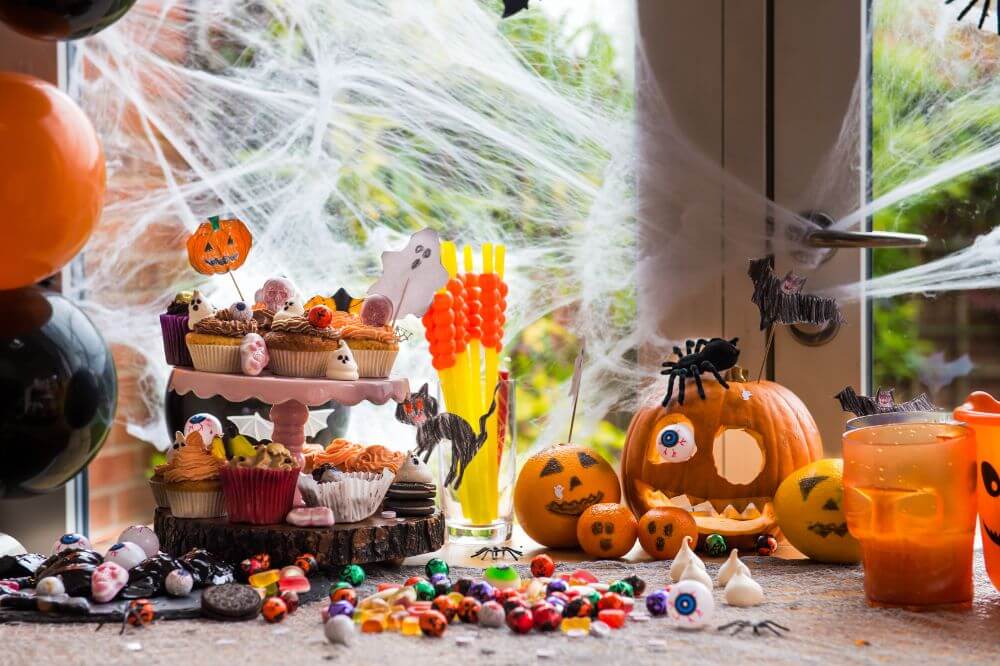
top-left (667, 579), bottom-right (713, 629)
top-left (655, 423), bottom-right (696, 462)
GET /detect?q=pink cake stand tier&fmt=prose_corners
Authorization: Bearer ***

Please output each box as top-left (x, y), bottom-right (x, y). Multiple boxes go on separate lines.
top-left (168, 368), bottom-right (411, 467)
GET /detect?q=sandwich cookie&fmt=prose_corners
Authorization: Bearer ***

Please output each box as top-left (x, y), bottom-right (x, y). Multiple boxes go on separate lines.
top-left (384, 453), bottom-right (437, 517)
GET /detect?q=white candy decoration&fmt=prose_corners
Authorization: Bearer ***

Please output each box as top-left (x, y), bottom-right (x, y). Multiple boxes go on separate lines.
top-left (324, 614), bottom-right (356, 645)
top-left (183, 413), bottom-right (224, 449)
top-left (724, 571), bottom-right (765, 607)
top-left (35, 576), bottom-right (65, 596)
top-left (679, 559), bottom-right (713, 591)
top-left (52, 533), bottom-right (91, 555)
top-left (104, 542), bottom-right (147, 570)
top-left (667, 579), bottom-right (714, 630)
top-left (167, 431), bottom-right (185, 462)
top-left (187, 290), bottom-right (215, 328)
top-left (325, 340), bottom-right (359, 380)
top-left (240, 333), bottom-right (269, 376)
top-left (717, 549), bottom-right (751, 587)
top-left (272, 295), bottom-right (305, 322)
top-left (117, 525), bottom-right (160, 558)
top-left (165, 569), bottom-right (194, 597)
top-left (669, 536), bottom-right (705, 582)
top-left (91, 561), bottom-right (129, 603)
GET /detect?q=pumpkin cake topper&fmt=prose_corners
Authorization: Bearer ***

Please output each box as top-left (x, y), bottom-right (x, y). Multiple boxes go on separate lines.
top-left (661, 337), bottom-right (740, 406)
top-left (186, 215), bottom-right (253, 300)
top-left (835, 386), bottom-right (937, 417)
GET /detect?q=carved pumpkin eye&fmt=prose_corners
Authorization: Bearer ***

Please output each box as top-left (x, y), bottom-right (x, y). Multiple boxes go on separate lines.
top-left (655, 424), bottom-right (696, 463)
top-left (540, 457), bottom-right (564, 477)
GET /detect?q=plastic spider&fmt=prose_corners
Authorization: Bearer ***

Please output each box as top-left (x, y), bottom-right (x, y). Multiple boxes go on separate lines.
top-left (471, 546), bottom-right (523, 561)
top-left (717, 620), bottom-right (790, 637)
top-left (661, 337), bottom-right (740, 406)
top-left (946, 0), bottom-right (997, 32)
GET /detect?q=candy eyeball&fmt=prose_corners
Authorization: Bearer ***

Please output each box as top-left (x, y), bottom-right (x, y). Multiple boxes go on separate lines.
top-left (183, 413), bottom-right (223, 449)
top-left (104, 542), bottom-right (147, 570)
top-left (117, 525), bottom-right (160, 558)
top-left (165, 569), bottom-right (194, 597)
top-left (228, 301), bottom-right (252, 322)
top-left (667, 579), bottom-right (713, 629)
top-left (52, 533), bottom-right (91, 555)
top-left (36, 576), bottom-right (65, 596)
top-left (656, 424), bottom-right (697, 463)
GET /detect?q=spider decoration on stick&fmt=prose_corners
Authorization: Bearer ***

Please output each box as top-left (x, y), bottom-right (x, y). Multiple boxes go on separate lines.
top-left (717, 620), bottom-right (790, 637)
top-left (471, 546), bottom-right (523, 561)
top-left (945, 0), bottom-right (998, 33)
top-left (661, 337), bottom-right (740, 406)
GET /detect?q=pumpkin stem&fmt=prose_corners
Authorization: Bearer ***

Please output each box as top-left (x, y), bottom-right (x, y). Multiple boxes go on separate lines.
top-left (726, 366), bottom-right (750, 382)
top-left (208, 215), bottom-right (221, 230)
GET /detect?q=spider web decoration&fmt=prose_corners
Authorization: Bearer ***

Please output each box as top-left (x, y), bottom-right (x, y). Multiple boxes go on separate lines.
top-left (748, 257), bottom-right (843, 331)
top-left (835, 386), bottom-right (937, 418)
top-left (945, 0), bottom-right (998, 32)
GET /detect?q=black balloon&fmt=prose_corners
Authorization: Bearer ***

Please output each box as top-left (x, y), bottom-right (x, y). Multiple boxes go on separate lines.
top-left (0, 0), bottom-right (136, 41)
top-left (0, 288), bottom-right (116, 498)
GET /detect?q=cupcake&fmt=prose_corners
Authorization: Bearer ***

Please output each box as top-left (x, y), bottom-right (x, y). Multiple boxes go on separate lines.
top-left (298, 468), bottom-right (394, 523)
top-left (328, 310), bottom-right (399, 378)
top-left (185, 296), bottom-right (258, 374)
top-left (159, 292), bottom-right (194, 367)
top-left (148, 467), bottom-right (171, 509)
top-left (264, 305), bottom-right (341, 377)
top-left (220, 443), bottom-right (300, 524)
top-left (307, 438), bottom-right (406, 474)
top-left (163, 433), bottom-right (225, 518)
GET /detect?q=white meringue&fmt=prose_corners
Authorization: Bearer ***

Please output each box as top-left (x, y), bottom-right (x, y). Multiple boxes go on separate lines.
top-left (724, 571), bottom-right (764, 607)
top-left (716, 549), bottom-right (751, 587)
top-left (669, 535), bottom-right (706, 582)
top-left (679, 558), bottom-right (713, 591)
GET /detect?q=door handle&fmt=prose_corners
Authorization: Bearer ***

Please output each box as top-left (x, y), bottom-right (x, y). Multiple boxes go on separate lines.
top-left (804, 228), bottom-right (928, 249)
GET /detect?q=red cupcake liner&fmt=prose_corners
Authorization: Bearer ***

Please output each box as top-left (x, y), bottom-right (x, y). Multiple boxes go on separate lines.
top-left (220, 466), bottom-right (299, 524)
top-left (160, 313), bottom-right (193, 367)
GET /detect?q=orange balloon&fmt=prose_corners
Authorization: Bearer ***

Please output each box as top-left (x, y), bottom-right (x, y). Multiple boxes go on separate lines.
top-left (0, 72), bottom-right (105, 290)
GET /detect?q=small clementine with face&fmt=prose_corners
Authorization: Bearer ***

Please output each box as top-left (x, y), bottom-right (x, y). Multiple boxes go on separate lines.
top-left (576, 503), bottom-right (637, 559)
top-left (637, 507), bottom-right (698, 560)
top-left (514, 444), bottom-right (621, 549)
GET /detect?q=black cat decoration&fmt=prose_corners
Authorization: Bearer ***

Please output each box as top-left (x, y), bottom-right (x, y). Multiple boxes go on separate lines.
top-left (835, 386), bottom-right (937, 418)
top-left (395, 383), bottom-right (499, 489)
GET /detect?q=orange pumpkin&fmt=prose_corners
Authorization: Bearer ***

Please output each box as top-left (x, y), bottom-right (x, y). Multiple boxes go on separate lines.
top-left (637, 507), bottom-right (698, 560)
top-left (186, 215), bottom-right (253, 275)
top-left (621, 367), bottom-right (822, 549)
top-left (576, 503), bottom-right (637, 559)
top-left (514, 443), bottom-right (621, 549)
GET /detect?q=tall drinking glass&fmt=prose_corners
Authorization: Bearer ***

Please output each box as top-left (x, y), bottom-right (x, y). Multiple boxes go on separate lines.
top-left (842, 415), bottom-right (977, 609)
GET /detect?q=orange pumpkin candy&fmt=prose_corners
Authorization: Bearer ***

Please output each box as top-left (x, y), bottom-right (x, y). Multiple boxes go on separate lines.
top-left (514, 444), bottom-right (621, 549)
top-left (621, 369), bottom-right (822, 549)
top-left (637, 507), bottom-right (698, 560)
top-left (186, 216), bottom-right (253, 275)
top-left (576, 503), bottom-right (637, 559)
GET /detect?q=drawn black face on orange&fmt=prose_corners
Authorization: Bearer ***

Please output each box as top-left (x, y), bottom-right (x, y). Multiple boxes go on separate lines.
top-left (982, 461), bottom-right (1000, 547)
top-left (541, 453), bottom-right (606, 516)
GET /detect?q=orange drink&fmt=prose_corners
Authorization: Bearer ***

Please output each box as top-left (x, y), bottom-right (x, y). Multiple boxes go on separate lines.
top-left (842, 419), bottom-right (976, 609)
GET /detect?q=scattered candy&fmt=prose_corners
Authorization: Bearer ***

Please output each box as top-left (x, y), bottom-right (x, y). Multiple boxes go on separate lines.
top-left (35, 577), bottom-right (65, 596)
top-left (479, 600), bottom-right (505, 628)
top-left (419, 609), bottom-right (449, 637)
top-left (330, 586), bottom-right (357, 605)
top-left (530, 554), bottom-right (556, 578)
top-left (280, 590), bottom-right (299, 614)
top-left (704, 533), bottom-right (728, 557)
top-left (608, 580), bottom-right (634, 598)
top-left (432, 595), bottom-right (458, 622)
top-left (756, 534), bottom-right (778, 556)
top-left (623, 575), bottom-right (646, 597)
top-left (667, 580), bottom-right (714, 630)
top-left (562, 597), bottom-right (592, 619)
top-left (325, 601), bottom-right (355, 620)
top-left (414, 580), bottom-right (436, 601)
top-left (532, 602), bottom-right (562, 631)
top-left (590, 620), bottom-right (611, 638)
top-left (294, 553), bottom-right (318, 576)
top-left (569, 569), bottom-right (599, 585)
top-left (506, 606), bottom-right (533, 634)
top-left (126, 599), bottom-right (155, 627)
top-left (717, 550), bottom-right (751, 587)
top-left (262, 596), bottom-right (288, 623)
top-left (401, 615), bottom-right (422, 636)
top-left (339, 564), bottom-right (366, 586)
top-left (381, 510), bottom-right (397, 519)
top-left (248, 569), bottom-right (280, 589)
top-left (325, 615), bottom-right (356, 646)
top-left (679, 560), bottom-right (714, 592)
top-left (598, 592), bottom-right (625, 612)
top-left (52, 533), bottom-right (91, 555)
top-left (425, 558), bottom-right (449, 578)
top-left (561, 616), bottom-right (591, 634)
top-left (361, 613), bottom-right (387, 633)
top-left (165, 569), bottom-right (194, 597)
top-left (597, 609), bottom-right (626, 629)
top-left (457, 596), bottom-right (481, 623)
top-left (645, 590), bottom-right (669, 616)
top-left (467, 580), bottom-right (494, 603)
top-left (484, 564), bottom-right (521, 590)
top-left (286, 506), bottom-right (335, 527)
top-left (452, 577), bottom-right (473, 596)
top-left (546, 579), bottom-right (568, 595)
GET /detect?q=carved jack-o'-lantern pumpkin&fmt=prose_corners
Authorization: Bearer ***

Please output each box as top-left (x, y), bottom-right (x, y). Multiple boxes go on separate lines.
top-left (514, 443), bottom-right (622, 549)
top-left (186, 215), bottom-right (253, 275)
top-left (621, 368), bottom-right (822, 549)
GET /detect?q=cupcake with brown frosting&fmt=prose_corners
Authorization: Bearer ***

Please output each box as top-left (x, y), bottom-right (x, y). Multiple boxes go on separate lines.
top-left (220, 443), bottom-right (300, 524)
top-left (163, 433), bottom-right (225, 517)
top-left (264, 312), bottom-right (341, 377)
top-left (328, 310), bottom-right (399, 378)
top-left (185, 304), bottom-right (258, 374)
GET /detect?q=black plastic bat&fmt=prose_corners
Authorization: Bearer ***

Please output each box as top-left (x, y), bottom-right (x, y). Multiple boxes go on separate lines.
top-left (945, 0), bottom-right (997, 32)
top-left (835, 386), bottom-right (937, 418)
top-left (503, 0), bottom-right (531, 19)
top-left (748, 256), bottom-right (843, 331)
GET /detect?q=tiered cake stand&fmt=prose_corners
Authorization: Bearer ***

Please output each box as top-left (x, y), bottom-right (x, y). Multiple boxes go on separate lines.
top-left (154, 368), bottom-right (445, 567)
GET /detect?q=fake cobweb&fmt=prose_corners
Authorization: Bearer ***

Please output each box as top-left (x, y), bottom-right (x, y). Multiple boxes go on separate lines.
top-left (71, 0), bottom-right (1000, 452)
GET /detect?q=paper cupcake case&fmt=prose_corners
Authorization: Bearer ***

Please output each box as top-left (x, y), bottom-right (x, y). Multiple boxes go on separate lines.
top-left (148, 478), bottom-right (171, 509)
top-left (166, 487), bottom-right (226, 518)
top-left (298, 469), bottom-right (394, 523)
top-left (268, 349), bottom-right (335, 378)
top-left (187, 342), bottom-right (242, 373)
top-left (160, 314), bottom-right (193, 367)
top-left (350, 349), bottom-right (398, 378)
top-left (220, 466), bottom-right (299, 524)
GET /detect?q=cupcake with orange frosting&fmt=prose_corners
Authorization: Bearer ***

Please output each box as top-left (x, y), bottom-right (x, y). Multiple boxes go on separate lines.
top-left (328, 310), bottom-right (399, 378)
top-left (220, 443), bottom-right (300, 524)
top-left (163, 433), bottom-right (225, 517)
top-left (298, 438), bottom-right (401, 522)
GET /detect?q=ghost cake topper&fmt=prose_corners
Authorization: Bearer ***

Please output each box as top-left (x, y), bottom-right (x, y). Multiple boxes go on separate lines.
top-left (273, 295), bottom-right (305, 321)
top-left (326, 340), bottom-right (359, 381)
top-left (835, 386), bottom-right (936, 417)
top-left (367, 228), bottom-right (449, 325)
top-left (748, 256), bottom-right (843, 330)
top-left (187, 290), bottom-right (215, 329)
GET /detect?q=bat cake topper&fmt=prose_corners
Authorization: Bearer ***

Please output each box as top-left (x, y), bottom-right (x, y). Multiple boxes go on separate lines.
top-left (748, 256), bottom-right (843, 331)
top-left (835, 386), bottom-right (937, 418)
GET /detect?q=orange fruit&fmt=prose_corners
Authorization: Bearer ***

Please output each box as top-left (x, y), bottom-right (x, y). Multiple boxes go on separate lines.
top-left (576, 503), bottom-right (637, 559)
top-left (514, 444), bottom-right (621, 548)
top-left (637, 507), bottom-right (698, 560)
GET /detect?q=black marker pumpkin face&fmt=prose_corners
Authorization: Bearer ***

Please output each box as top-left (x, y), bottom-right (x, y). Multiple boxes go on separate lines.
top-left (542, 451), bottom-right (607, 516)
top-left (798, 473), bottom-right (850, 538)
top-left (981, 461), bottom-right (1000, 547)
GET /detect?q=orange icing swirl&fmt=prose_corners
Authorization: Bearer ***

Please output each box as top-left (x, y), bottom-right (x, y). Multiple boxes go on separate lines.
top-left (328, 311), bottom-right (397, 344)
top-left (163, 440), bottom-right (223, 483)
top-left (308, 438), bottom-right (404, 474)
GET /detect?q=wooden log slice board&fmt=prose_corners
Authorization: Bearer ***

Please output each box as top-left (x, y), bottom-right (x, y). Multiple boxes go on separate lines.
top-left (154, 508), bottom-right (445, 568)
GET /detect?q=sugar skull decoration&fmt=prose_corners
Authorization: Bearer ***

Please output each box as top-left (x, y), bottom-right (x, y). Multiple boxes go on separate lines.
top-left (622, 348), bottom-right (822, 550)
top-left (513, 443), bottom-right (622, 549)
top-left (91, 561), bottom-right (129, 603)
top-left (184, 413), bottom-right (224, 449)
top-left (667, 579), bottom-right (713, 629)
top-left (187, 290), bottom-right (215, 329)
top-left (367, 228), bottom-right (449, 321)
top-left (186, 215), bottom-right (253, 275)
top-left (325, 340), bottom-right (358, 381)
top-left (256, 277), bottom-right (297, 313)
top-left (240, 333), bottom-right (269, 376)
top-left (52, 533), bottom-right (91, 555)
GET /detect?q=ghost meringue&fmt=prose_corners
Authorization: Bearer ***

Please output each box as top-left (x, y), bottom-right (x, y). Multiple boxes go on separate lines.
top-left (716, 549), bottom-right (752, 587)
top-left (724, 571), bottom-right (764, 607)
top-left (669, 536), bottom-right (706, 582)
top-left (679, 557), bottom-right (714, 590)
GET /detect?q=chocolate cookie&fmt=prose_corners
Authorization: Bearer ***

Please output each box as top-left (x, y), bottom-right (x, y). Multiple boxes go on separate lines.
top-left (383, 497), bottom-right (436, 517)
top-left (201, 583), bottom-right (262, 621)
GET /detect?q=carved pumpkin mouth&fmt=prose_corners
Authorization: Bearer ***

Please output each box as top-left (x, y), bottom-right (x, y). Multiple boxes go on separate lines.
top-left (984, 522), bottom-right (1000, 547)
top-left (807, 522), bottom-right (850, 538)
top-left (205, 253), bottom-right (240, 267)
top-left (546, 491), bottom-right (604, 516)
